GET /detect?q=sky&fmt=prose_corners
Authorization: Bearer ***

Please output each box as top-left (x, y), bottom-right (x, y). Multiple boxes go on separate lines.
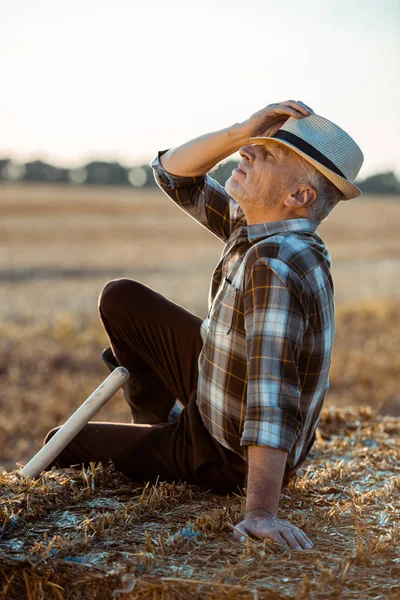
top-left (0, 0), bottom-right (399, 179)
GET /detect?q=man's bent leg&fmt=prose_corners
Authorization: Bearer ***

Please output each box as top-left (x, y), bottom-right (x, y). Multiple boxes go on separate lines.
top-left (44, 421), bottom-right (196, 485)
top-left (98, 279), bottom-right (204, 423)
top-left (44, 280), bottom-right (246, 492)
top-left (44, 392), bottom-right (246, 494)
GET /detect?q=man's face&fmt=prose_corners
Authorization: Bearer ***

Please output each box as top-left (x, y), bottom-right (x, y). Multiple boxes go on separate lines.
top-left (225, 140), bottom-right (300, 212)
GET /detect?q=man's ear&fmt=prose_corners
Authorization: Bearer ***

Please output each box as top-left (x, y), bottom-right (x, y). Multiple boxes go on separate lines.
top-left (284, 186), bottom-right (317, 209)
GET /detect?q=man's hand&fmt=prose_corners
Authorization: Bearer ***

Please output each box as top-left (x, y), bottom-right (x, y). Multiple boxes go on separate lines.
top-left (233, 508), bottom-right (314, 551)
top-left (235, 446), bottom-right (313, 551)
top-left (241, 100), bottom-right (314, 139)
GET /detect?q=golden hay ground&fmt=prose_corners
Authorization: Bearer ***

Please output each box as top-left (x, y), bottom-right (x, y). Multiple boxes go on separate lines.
top-left (0, 184), bottom-right (399, 598)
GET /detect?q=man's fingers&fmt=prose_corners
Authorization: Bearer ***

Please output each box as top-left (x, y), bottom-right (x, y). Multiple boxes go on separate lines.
top-left (281, 100), bottom-right (312, 115)
top-left (233, 522), bottom-right (285, 548)
top-left (286, 99), bottom-right (314, 114)
top-left (280, 528), bottom-right (304, 550)
top-left (280, 527), bottom-right (313, 550)
top-left (273, 105), bottom-right (307, 119)
top-left (260, 119), bottom-right (287, 137)
top-left (233, 522), bottom-right (289, 550)
top-left (268, 531), bottom-right (289, 549)
top-left (232, 523), bottom-right (249, 542)
top-left (295, 527), bottom-right (314, 548)
top-left (295, 100), bottom-right (315, 114)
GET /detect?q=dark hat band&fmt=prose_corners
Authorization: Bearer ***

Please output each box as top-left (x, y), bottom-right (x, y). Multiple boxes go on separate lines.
top-left (272, 130), bottom-right (346, 179)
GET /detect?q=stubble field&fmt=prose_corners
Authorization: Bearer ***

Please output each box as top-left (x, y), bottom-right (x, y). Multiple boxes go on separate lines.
top-left (0, 183), bottom-right (399, 599)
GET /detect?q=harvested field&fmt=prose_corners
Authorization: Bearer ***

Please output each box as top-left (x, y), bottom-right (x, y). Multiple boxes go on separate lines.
top-left (0, 185), bottom-right (399, 321)
top-left (0, 184), bottom-right (399, 598)
top-left (1, 407), bottom-right (399, 599)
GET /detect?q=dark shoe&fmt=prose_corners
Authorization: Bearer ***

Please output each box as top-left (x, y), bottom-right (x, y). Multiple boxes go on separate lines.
top-left (101, 348), bottom-right (182, 424)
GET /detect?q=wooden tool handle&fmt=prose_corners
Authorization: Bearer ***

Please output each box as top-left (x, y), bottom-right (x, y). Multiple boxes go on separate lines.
top-left (21, 366), bottom-right (130, 479)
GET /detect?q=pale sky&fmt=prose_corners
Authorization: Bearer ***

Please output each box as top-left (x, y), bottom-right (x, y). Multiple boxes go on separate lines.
top-left (1, 0), bottom-right (399, 179)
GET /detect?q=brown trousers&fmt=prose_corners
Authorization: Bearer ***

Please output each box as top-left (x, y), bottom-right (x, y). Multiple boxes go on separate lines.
top-left (44, 279), bottom-right (247, 494)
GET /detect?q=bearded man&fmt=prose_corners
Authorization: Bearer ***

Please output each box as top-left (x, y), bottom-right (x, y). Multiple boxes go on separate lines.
top-left (45, 100), bottom-right (364, 551)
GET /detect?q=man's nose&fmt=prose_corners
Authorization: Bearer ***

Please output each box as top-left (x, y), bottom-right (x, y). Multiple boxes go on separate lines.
top-left (239, 145), bottom-right (257, 161)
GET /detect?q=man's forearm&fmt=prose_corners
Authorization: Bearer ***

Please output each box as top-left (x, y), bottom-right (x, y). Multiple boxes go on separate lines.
top-left (235, 444), bottom-right (313, 549)
top-left (159, 122), bottom-right (251, 177)
top-left (245, 445), bottom-right (288, 517)
top-left (158, 100), bottom-right (314, 177)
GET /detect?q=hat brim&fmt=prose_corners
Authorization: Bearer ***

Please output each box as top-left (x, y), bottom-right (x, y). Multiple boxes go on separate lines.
top-left (249, 136), bottom-right (362, 201)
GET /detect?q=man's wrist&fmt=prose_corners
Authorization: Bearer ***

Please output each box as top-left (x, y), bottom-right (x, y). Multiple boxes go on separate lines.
top-left (226, 122), bottom-right (252, 149)
top-left (245, 507), bottom-right (277, 519)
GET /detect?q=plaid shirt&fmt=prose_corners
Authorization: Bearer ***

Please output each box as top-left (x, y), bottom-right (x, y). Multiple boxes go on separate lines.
top-left (151, 150), bottom-right (335, 473)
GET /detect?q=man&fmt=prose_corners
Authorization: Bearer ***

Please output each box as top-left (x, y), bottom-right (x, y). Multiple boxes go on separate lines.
top-left (44, 100), bottom-right (364, 551)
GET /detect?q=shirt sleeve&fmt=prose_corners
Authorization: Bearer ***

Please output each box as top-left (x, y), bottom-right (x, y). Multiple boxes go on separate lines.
top-left (241, 256), bottom-right (305, 454)
top-left (150, 149), bottom-right (245, 242)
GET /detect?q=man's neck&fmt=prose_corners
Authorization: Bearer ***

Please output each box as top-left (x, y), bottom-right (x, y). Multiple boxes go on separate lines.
top-left (244, 207), bottom-right (310, 225)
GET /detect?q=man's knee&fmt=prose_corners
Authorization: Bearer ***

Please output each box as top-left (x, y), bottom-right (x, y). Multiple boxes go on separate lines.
top-left (98, 278), bottom-right (144, 320)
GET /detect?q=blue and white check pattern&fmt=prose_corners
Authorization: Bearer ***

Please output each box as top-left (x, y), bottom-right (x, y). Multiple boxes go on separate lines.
top-left (151, 150), bottom-right (335, 474)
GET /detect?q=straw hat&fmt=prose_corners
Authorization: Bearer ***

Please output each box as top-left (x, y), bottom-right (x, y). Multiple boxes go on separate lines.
top-left (249, 113), bottom-right (364, 200)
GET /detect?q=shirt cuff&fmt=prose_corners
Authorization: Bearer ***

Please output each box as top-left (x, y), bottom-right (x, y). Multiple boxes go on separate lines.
top-left (150, 149), bottom-right (205, 190)
top-left (241, 420), bottom-right (298, 454)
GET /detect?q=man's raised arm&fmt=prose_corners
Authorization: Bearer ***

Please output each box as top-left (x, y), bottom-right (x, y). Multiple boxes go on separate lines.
top-left (150, 121), bottom-right (250, 243)
top-left (159, 100), bottom-right (312, 176)
top-left (151, 102), bottom-right (313, 242)
top-left (151, 122), bottom-right (250, 243)
top-left (159, 124), bottom-right (249, 176)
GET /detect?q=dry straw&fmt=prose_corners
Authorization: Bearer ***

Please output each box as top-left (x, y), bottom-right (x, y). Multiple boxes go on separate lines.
top-left (1, 406), bottom-right (399, 599)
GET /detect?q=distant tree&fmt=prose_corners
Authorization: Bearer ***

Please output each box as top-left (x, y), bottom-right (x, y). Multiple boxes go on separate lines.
top-left (357, 171), bottom-right (400, 195)
top-left (23, 160), bottom-right (69, 183)
top-left (0, 158), bottom-right (26, 181)
top-left (0, 159), bottom-right (9, 175)
top-left (0, 155), bottom-right (398, 197)
top-left (84, 162), bottom-right (130, 186)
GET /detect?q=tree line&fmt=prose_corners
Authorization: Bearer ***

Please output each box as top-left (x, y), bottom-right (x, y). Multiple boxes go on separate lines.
top-left (0, 157), bottom-right (399, 195)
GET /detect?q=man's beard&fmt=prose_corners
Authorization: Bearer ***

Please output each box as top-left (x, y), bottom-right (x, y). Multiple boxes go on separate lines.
top-left (225, 176), bottom-right (282, 211)
top-left (225, 175), bottom-right (243, 203)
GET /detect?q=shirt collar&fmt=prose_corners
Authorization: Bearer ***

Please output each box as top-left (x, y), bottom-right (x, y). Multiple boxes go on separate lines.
top-left (245, 218), bottom-right (320, 242)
